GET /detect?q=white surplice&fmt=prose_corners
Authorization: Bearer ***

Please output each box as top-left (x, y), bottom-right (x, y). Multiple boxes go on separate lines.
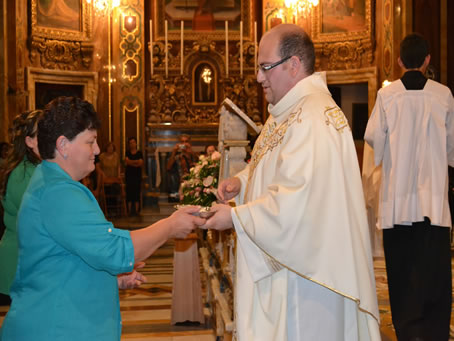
top-left (364, 78), bottom-right (454, 229)
top-left (231, 73), bottom-right (380, 341)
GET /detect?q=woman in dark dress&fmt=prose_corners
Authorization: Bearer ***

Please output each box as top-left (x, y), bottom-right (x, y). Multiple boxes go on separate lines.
top-left (125, 137), bottom-right (143, 216)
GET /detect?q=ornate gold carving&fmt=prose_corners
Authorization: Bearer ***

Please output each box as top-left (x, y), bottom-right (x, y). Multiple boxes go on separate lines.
top-left (316, 40), bottom-right (373, 70)
top-left (119, 9), bottom-right (142, 85)
top-left (312, 0), bottom-right (375, 71)
top-left (29, 0), bottom-right (94, 70)
top-left (30, 37), bottom-right (94, 70)
top-left (147, 36), bottom-right (261, 126)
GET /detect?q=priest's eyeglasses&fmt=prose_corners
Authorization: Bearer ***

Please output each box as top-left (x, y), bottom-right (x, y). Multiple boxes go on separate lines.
top-left (258, 56), bottom-right (292, 72)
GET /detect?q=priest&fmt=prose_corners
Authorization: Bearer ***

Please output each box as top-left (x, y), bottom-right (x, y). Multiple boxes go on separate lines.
top-left (204, 23), bottom-right (380, 340)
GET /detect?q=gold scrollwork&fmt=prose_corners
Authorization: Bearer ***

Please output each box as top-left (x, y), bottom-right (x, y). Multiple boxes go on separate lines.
top-left (30, 37), bottom-right (94, 70)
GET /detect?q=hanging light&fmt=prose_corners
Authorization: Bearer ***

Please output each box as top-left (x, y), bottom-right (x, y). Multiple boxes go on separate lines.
top-left (86, 0), bottom-right (120, 16)
top-left (284, 0), bottom-right (319, 19)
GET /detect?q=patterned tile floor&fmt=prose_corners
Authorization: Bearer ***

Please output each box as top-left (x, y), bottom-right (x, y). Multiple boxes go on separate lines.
top-left (1, 204), bottom-right (454, 340)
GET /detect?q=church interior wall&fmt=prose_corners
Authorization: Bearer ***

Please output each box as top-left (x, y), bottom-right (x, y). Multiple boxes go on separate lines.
top-left (0, 0), bottom-right (452, 167)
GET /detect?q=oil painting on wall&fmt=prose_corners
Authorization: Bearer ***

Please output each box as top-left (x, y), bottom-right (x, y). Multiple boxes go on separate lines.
top-left (321, 0), bottom-right (366, 33)
top-left (37, 0), bottom-right (81, 31)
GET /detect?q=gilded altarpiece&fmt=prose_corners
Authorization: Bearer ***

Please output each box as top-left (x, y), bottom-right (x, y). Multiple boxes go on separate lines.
top-left (147, 0), bottom-right (261, 131)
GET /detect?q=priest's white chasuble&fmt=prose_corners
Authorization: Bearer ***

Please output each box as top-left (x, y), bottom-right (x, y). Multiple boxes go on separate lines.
top-left (231, 73), bottom-right (380, 340)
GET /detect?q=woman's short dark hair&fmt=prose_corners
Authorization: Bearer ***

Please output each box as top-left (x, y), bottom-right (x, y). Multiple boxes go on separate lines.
top-left (400, 33), bottom-right (429, 69)
top-left (38, 96), bottom-right (101, 160)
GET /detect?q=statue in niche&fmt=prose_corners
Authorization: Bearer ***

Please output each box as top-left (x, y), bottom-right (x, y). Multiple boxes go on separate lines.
top-left (194, 63), bottom-right (216, 104)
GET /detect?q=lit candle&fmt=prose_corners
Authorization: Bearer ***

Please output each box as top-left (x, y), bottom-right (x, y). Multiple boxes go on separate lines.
top-left (240, 21), bottom-right (243, 77)
top-left (149, 19), bottom-right (153, 76)
top-left (165, 20), bottom-right (168, 78)
top-left (180, 21), bottom-right (184, 75)
top-left (225, 21), bottom-right (229, 77)
top-left (254, 21), bottom-right (257, 73)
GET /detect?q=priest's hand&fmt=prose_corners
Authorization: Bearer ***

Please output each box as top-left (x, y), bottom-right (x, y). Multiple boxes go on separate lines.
top-left (217, 177), bottom-right (241, 202)
top-left (118, 262), bottom-right (147, 289)
top-left (202, 204), bottom-right (233, 230)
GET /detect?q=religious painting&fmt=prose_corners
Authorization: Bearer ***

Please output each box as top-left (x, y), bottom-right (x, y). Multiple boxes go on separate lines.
top-left (154, 0), bottom-right (252, 40)
top-left (321, 0), bottom-right (366, 33)
top-left (37, 0), bottom-right (81, 31)
top-left (312, 0), bottom-right (373, 43)
top-left (30, 0), bottom-right (92, 41)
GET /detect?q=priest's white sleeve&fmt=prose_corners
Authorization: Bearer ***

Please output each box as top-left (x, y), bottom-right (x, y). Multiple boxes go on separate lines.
top-left (231, 208), bottom-right (280, 282)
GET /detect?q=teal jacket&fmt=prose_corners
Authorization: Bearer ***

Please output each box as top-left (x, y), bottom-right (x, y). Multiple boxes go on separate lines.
top-left (0, 161), bottom-right (134, 341)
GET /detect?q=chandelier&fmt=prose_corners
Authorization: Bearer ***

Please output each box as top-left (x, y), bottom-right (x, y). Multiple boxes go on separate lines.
top-left (284, 0), bottom-right (319, 19)
top-left (86, 0), bottom-right (120, 15)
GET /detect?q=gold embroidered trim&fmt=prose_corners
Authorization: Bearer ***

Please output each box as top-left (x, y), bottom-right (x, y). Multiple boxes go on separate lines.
top-left (324, 106), bottom-right (349, 132)
top-left (244, 107), bottom-right (303, 200)
top-left (233, 206), bottom-right (379, 322)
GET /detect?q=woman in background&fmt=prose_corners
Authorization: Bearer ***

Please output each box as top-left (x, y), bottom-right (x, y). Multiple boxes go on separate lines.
top-left (99, 141), bottom-right (121, 182)
top-left (125, 137), bottom-right (143, 216)
top-left (99, 141), bottom-right (122, 215)
top-left (0, 110), bottom-right (43, 306)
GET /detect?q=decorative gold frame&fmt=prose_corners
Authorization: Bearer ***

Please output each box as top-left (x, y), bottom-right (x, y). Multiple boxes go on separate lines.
top-left (154, 0), bottom-right (252, 41)
top-left (312, 0), bottom-right (373, 44)
top-left (30, 0), bottom-right (92, 41)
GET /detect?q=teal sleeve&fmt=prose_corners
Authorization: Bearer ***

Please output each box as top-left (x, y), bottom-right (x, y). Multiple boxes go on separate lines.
top-left (40, 180), bottom-right (134, 275)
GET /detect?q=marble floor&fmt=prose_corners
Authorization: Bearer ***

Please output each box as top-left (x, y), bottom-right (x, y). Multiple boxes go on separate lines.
top-left (1, 204), bottom-right (454, 340)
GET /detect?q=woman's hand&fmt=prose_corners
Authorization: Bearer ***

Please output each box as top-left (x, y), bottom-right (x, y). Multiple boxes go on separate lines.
top-left (169, 205), bottom-right (206, 239)
top-left (117, 262), bottom-right (147, 289)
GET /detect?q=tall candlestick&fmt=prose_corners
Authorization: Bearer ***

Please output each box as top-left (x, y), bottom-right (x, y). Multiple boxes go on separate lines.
top-left (240, 21), bottom-right (243, 77)
top-left (165, 20), bottom-right (168, 78)
top-left (149, 19), bottom-right (153, 76)
top-left (180, 21), bottom-right (184, 75)
top-left (254, 21), bottom-right (257, 73)
top-left (225, 21), bottom-right (229, 77)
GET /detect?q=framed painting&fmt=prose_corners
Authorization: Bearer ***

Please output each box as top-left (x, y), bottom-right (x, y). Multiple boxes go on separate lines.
top-left (312, 0), bottom-right (373, 43)
top-left (30, 0), bottom-right (92, 41)
top-left (154, 0), bottom-right (252, 41)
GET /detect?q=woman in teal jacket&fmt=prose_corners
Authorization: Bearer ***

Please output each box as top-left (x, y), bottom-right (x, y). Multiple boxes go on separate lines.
top-left (0, 110), bottom-right (43, 305)
top-left (0, 97), bottom-right (205, 340)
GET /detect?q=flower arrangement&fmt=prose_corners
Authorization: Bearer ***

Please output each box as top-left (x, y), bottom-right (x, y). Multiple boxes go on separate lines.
top-left (181, 151), bottom-right (221, 207)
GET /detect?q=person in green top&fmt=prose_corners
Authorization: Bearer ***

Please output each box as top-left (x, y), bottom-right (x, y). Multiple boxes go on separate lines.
top-left (0, 109), bottom-right (43, 306)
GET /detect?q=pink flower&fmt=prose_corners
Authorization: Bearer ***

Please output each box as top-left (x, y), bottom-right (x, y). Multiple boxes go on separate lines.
top-left (211, 151), bottom-right (221, 161)
top-left (203, 175), bottom-right (214, 187)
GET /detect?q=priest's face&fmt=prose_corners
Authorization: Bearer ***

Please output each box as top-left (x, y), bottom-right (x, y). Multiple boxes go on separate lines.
top-left (256, 33), bottom-right (293, 106)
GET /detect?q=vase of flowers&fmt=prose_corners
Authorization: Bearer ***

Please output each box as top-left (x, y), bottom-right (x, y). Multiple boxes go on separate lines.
top-left (180, 151), bottom-right (221, 207)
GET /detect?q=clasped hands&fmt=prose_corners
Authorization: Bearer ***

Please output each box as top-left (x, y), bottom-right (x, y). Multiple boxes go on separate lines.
top-left (173, 177), bottom-right (240, 232)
